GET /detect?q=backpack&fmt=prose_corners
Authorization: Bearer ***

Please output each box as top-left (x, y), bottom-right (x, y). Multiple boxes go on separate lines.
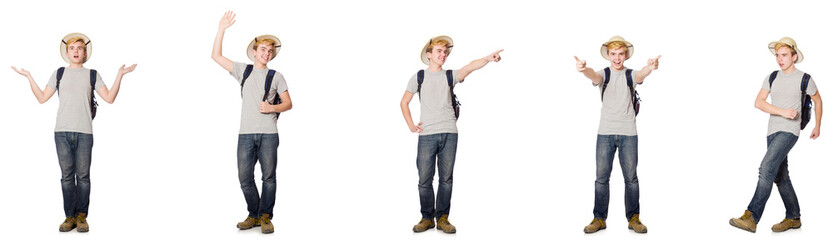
top-left (56, 67), bottom-right (99, 119)
top-left (417, 69), bottom-right (460, 119)
top-left (768, 71), bottom-right (812, 130)
top-left (602, 67), bottom-right (640, 116)
top-left (242, 64), bottom-right (282, 119)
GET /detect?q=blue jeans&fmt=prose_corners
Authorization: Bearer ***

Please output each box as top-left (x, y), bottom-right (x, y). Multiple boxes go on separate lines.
top-left (54, 132), bottom-right (93, 217)
top-left (593, 134), bottom-right (640, 220)
top-left (746, 131), bottom-right (801, 223)
top-left (237, 134), bottom-right (279, 218)
top-left (416, 133), bottom-right (458, 219)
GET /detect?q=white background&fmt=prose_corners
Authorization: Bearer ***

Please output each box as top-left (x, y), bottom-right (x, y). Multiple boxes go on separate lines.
top-left (0, 0), bottom-right (830, 239)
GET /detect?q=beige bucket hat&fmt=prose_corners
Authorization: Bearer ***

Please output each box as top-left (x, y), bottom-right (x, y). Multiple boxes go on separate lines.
top-left (768, 37), bottom-right (803, 63)
top-left (60, 33), bottom-right (92, 64)
top-left (247, 34), bottom-right (282, 62)
top-left (600, 35), bottom-right (634, 60)
top-left (420, 35), bottom-right (454, 65)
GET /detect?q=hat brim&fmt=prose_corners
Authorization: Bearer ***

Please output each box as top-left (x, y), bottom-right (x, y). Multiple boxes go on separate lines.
top-left (247, 34), bottom-right (282, 62)
top-left (768, 41), bottom-right (804, 63)
top-left (60, 33), bottom-right (92, 64)
top-left (600, 40), bottom-right (633, 60)
top-left (420, 35), bottom-right (454, 65)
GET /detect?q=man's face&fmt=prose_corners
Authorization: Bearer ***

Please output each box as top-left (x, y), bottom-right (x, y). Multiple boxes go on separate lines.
top-left (67, 41), bottom-right (86, 64)
top-left (427, 45), bottom-right (448, 66)
top-left (775, 46), bottom-right (797, 71)
top-left (607, 47), bottom-right (627, 70)
top-left (252, 43), bottom-right (274, 65)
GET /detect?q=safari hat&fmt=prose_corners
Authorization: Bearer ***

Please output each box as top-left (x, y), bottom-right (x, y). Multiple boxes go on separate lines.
top-left (768, 37), bottom-right (803, 63)
top-left (60, 33), bottom-right (92, 63)
top-left (247, 34), bottom-right (282, 62)
top-left (420, 35), bottom-right (454, 65)
top-left (600, 35), bottom-right (633, 60)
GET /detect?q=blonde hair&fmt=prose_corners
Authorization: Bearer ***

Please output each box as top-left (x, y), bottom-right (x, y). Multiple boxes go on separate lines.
top-left (606, 41), bottom-right (627, 54)
top-left (65, 37), bottom-right (87, 51)
top-left (253, 38), bottom-right (277, 50)
top-left (774, 43), bottom-right (797, 55)
top-left (426, 39), bottom-right (451, 54)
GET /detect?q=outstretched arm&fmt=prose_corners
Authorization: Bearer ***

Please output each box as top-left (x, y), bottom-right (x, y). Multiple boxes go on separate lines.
top-left (400, 91), bottom-right (423, 133)
top-left (457, 49), bottom-right (503, 82)
top-left (259, 90), bottom-right (293, 113)
top-left (212, 11), bottom-right (236, 73)
top-left (754, 88), bottom-right (798, 119)
top-left (810, 91), bottom-right (823, 139)
top-left (575, 56), bottom-right (602, 84)
top-left (11, 66), bottom-right (55, 104)
top-left (97, 64), bottom-right (137, 104)
top-left (634, 55), bottom-right (661, 84)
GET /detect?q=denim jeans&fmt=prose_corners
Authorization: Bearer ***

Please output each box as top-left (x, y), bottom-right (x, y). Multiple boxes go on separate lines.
top-left (237, 134), bottom-right (279, 218)
top-left (746, 131), bottom-right (800, 223)
top-left (54, 132), bottom-right (93, 217)
top-left (593, 134), bottom-right (639, 220)
top-left (416, 133), bottom-right (458, 219)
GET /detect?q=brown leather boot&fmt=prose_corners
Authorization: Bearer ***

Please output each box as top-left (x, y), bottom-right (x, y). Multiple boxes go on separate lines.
top-left (436, 214), bottom-right (456, 234)
top-left (259, 214), bottom-right (274, 234)
top-left (583, 218), bottom-right (606, 233)
top-left (771, 218), bottom-right (801, 232)
top-left (76, 213), bottom-right (89, 232)
top-left (237, 216), bottom-right (258, 230)
top-left (412, 218), bottom-right (435, 232)
top-left (729, 210), bottom-right (757, 233)
top-left (628, 214), bottom-right (647, 233)
top-left (58, 216), bottom-right (76, 232)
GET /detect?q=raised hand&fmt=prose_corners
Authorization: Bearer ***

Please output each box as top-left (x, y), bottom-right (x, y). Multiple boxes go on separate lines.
top-left (11, 66), bottom-right (32, 78)
top-left (219, 11), bottom-right (236, 30)
top-left (486, 49), bottom-right (503, 62)
top-left (648, 55), bottom-right (662, 70)
top-left (574, 56), bottom-right (587, 72)
top-left (118, 64), bottom-right (137, 75)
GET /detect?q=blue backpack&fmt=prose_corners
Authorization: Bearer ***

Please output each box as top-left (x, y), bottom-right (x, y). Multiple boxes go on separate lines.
top-left (768, 71), bottom-right (812, 130)
top-left (601, 67), bottom-right (640, 116)
top-left (56, 67), bottom-right (98, 119)
top-left (241, 64), bottom-right (282, 119)
top-left (417, 69), bottom-right (460, 119)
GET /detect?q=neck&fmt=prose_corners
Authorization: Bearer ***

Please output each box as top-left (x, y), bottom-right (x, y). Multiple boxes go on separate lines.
top-left (69, 63), bottom-right (84, 69)
top-left (254, 61), bottom-right (268, 69)
top-left (782, 65), bottom-right (797, 74)
top-left (428, 62), bottom-right (443, 72)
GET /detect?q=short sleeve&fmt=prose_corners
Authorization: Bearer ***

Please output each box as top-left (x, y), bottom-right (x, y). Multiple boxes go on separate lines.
top-left (762, 74), bottom-right (771, 91)
top-left (806, 76), bottom-right (818, 96)
top-left (274, 72), bottom-right (288, 94)
top-left (94, 71), bottom-right (106, 90)
top-left (406, 73), bottom-right (418, 94)
top-left (593, 69), bottom-right (605, 86)
top-left (46, 70), bottom-right (59, 90)
top-left (451, 69), bottom-right (460, 86)
top-left (230, 62), bottom-right (247, 84)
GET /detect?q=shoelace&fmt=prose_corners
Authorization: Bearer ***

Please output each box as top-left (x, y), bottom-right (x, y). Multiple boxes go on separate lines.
top-left (629, 217), bottom-right (642, 225)
top-left (77, 216), bottom-right (86, 224)
top-left (64, 217), bottom-right (74, 223)
top-left (260, 217), bottom-right (271, 225)
top-left (739, 213), bottom-right (752, 220)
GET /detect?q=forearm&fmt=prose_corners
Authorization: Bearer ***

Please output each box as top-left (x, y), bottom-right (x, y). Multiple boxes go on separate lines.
top-left (27, 77), bottom-right (47, 103)
top-left (400, 102), bottom-right (416, 128)
top-left (212, 29), bottom-right (233, 72)
top-left (102, 75), bottom-right (124, 104)
top-left (635, 65), bottom-right (653, 84)
top-left (755, 99), bottom-right (785, 116)
top-left (271, 101), bottom-right (292, 113)
top-left (814, 96), bottom-right (823, 128)
top-left (580, 68), bottom-right (601, 84)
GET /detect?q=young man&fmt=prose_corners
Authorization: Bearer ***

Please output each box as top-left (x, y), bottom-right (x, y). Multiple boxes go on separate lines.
top-left (400, 35), bottom-right (502, 234)
top-left (574, 36), bottom-right (660, 234)
top-left (11, 33), bottom-right (136, 233)
top-left (729, 37), bottom-right (823, 233)
top-left (211, 11), bottom-right (292, 234)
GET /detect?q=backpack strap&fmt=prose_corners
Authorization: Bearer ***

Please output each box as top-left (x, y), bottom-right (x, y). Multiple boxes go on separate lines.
top-left (445, 69), bottom-right (454, 87)
top-left (264, 69), bottom-right (282, 118)
top-left (801, 73), bottom-right (811, 93)
top-left (240, 64), bottom-right (254, 96)
top-left (768, 70), bottom-right (779, 88)
top-left (625, 69), bottom-right (635, 96)
top-left (56, 67), bottom-right (66, 91)
top-left (416, 69), bottom-right (425, 100)
top-left (89, 69), bottom-right (99, 120)
top-left (601, 67), bottom-right (611, 101)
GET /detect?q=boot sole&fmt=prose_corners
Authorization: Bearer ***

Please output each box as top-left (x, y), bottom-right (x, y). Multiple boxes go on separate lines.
top-left (437, 225), bottom-right (456, 233)
top-left (729, 219), bottom-right (756, 233)
top-left (77, 227), bottom-right (89, 233)
top-left (772, 224), bottom-right (801, 232)
top-left (584, 226), bottom-right (605, 234)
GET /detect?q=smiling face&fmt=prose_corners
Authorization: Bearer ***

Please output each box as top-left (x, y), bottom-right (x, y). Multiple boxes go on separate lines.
top-left (427, 44), bottom-right (449, 67)
top-left (774, 45), bottom-right (798, 71)
top-left (607, 47), bottom-right (627, 70)
top-left (251, 42), bottom-right (275, 65)
top-left (66, 40), bottom-right (87, 64)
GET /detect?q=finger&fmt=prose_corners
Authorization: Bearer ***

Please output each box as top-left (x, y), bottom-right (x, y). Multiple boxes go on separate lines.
top-left (655, 55), bottom-right (662, 60)
top-left (494, 49), bottom-right (504, 54)
top-left (574, 56), bottom-right (580, 61)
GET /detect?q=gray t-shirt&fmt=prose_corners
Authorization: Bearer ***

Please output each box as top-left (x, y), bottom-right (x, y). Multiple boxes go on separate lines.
top-left (594, 68), bottom-right (639, 136)
top-left (231, 62), bottom-right (288, 134)
top-left (46, 67), bottom-right (105, 134)
top-left (761, 69), bottom-right (818, 137)
top-left (406, 69), bottom-right (460, 136)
